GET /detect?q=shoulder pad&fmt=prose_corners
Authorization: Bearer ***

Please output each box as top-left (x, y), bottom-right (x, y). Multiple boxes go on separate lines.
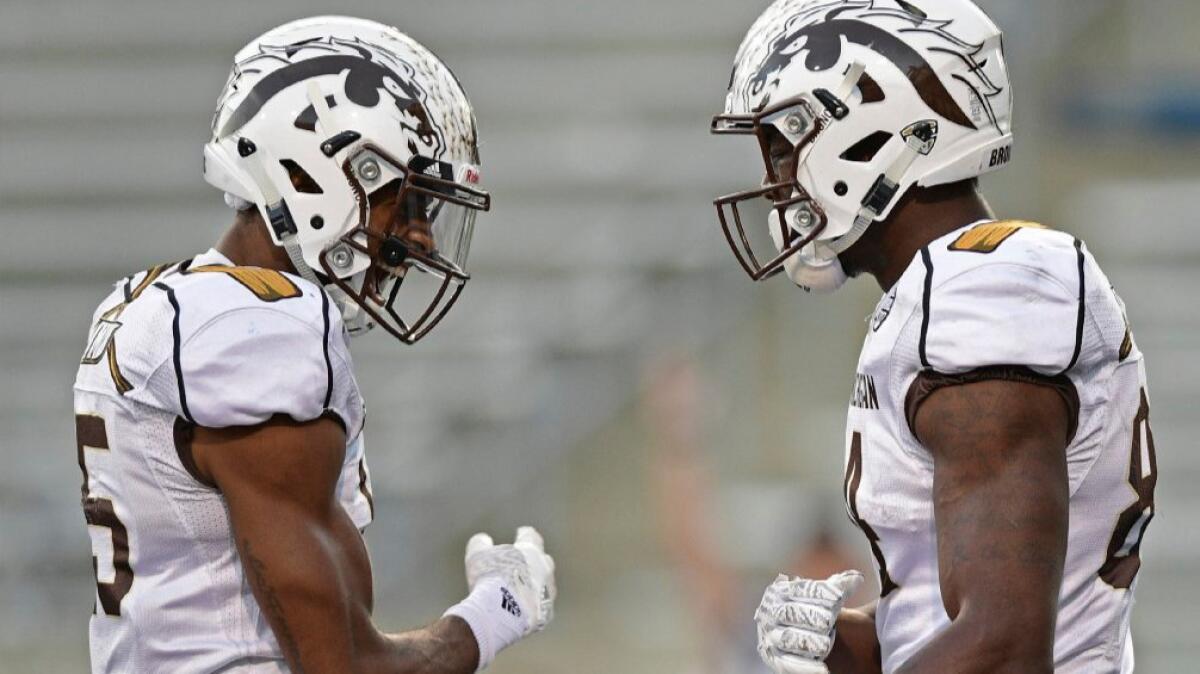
top-left (85, 260), bottom-right (359, 430)
top-left (162, 264), bottom-right (352, 428)
top-left (919, 222), bottom-right (1084, 375)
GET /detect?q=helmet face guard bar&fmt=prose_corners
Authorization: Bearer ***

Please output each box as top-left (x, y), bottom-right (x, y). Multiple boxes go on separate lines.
top-left (712, 95), bottom-right (829, 281)
top-left (319, 143), bottom-right (491, 344)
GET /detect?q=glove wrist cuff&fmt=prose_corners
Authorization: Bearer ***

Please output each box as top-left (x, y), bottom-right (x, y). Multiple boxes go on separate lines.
top-left (444, 577), bottom-right (525, 671)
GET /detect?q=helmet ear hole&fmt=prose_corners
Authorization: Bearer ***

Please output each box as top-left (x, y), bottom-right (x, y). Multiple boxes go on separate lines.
top-left (279, 159), bottom-right (324, 194)
top-left (840, 131), bottom-right (893, 163)
top-left (856, 71), bottom-right (885, 104)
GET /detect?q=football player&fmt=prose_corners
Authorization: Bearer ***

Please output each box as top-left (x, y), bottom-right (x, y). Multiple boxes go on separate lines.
top-left (711, 1), bottom-right (1156, 673)
top-left (73, 16), bottom-right (555, 673)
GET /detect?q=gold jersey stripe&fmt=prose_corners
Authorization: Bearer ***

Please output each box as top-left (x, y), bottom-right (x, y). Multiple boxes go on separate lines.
top-left (1119, 327), bottom-right (1133, 362)
top-left (948, 220), bottom-right (1047, 254)
top-left (87, 263), bottom-right (171, 392)
top-left (190, 265), bottom-right (302, 302)
top-left (98, 263), bottom-right (170, 322)
top-left (106, 339), bottom-right (133, 395)
top-left (130, 264), bottom-right (169, 301)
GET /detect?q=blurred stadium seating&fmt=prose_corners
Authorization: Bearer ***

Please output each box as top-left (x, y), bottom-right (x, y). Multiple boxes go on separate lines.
top-left (1, 1), bottom-right (1196, 671)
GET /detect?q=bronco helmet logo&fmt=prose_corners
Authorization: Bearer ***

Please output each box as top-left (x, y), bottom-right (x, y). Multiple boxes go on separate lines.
top-left (216, 36), bottom-right (448, 161)
top-left (740, 0), bottom-right (1005, 133)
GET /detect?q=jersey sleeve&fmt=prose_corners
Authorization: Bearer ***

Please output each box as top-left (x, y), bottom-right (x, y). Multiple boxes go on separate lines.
top-left (178, 307), bottom-right (338, 429)
top-left (922, 262), bottom-right (1081, 376)
top-left (903, 259), bottom-right (1084, 443)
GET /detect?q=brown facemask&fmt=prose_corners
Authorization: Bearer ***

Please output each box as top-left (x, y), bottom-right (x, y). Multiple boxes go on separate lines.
top-left (319, 143), bottom-right (491, 344)
top-left (712, 95), bottom-right (830, 281)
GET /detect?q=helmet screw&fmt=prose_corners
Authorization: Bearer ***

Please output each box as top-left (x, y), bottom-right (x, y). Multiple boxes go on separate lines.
top-left (358, 159), bottom-right (381, 182)
top-left (794, 207), bottom-right (814, 229)
top-left (784, 114), bottom-right (807, 135)
top-left (330, 245), bottom-right (354, 270)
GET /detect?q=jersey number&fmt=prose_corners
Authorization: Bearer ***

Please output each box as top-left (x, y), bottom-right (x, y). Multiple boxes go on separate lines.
top-left (76, 414), bottom-right (134, 616)
top-left (947, 220), bottom-right (1045, 254)
top-left (845, 431), bottom-right (898, 597)
top-left (1098, 388), bottom-right (1157, 589)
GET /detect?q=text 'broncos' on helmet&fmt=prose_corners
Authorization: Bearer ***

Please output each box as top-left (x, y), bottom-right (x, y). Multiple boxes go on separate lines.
top-left (712, 0), bottom-right (1013, 291)
top-left (203, 16), bottom-right (490, 343)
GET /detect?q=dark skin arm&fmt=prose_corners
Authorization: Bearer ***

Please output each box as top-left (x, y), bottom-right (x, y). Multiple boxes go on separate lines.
top-left (827, 379), bottom-right (1069, 674)
top-left (192, 415), bottom-right (480, 674)
top-left (894, 379), bottom-right (1070, 674)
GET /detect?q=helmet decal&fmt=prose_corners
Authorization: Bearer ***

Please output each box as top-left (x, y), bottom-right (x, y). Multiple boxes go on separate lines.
top-left (217, 37), bottom-right (449, 160)
top-left (737, 0), bottom-right (1004, 132)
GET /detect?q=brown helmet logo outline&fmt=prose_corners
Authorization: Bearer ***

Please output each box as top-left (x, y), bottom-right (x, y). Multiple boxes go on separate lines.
top-left (745, 0), bottom-right (1005, 133)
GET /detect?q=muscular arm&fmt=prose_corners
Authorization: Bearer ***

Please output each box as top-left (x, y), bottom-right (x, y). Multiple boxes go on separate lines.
top-left (895, 378), bottom-right (1070, 674)
top-left (826, 600), bottom-right (880, 674)
top-left (192, 415), bottom-right (479, 674)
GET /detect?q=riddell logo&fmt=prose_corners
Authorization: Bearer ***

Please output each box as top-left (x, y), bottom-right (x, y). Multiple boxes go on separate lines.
top-left (988, 145), bottom-right (1012, 168)
top-left (500, 587), bottom-right (522, 618)
top-left (463, 167), bottom-right (480, 185)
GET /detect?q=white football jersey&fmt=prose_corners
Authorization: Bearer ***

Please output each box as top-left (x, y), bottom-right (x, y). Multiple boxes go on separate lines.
top-left (844, 221), bottom-right (1155, 673)
top-left (73, 249), bottom-right (374, 673)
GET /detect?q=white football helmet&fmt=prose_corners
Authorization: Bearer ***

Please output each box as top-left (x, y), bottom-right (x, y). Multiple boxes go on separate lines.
top-left (204, 16), bottom-right (490, 343)
top-left (713, 0), bottom-right (1013, 291)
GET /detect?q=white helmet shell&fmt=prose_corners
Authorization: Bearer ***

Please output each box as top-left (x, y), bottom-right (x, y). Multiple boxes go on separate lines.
top-left (203, 16), bottom-right (488, 342)
top-left (715, 0), bottom-right (1013, 286)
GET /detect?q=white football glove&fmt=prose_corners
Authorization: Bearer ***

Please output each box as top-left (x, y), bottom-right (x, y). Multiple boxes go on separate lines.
top-left (755, 570), bottom-right (864, 674)
top-left (445, 526), bottom-right (557, 670)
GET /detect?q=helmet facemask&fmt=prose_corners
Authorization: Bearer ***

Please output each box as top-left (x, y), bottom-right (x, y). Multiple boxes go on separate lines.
top-left (712, 94), bottom-right (832, 282)
top-left (319, 143), bottom-right (490, 344)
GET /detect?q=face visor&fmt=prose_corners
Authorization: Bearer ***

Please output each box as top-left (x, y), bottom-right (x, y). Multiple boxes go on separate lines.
top-left (711, 94), bottom-right (831, 282)
top-left (319, 143), bottom-right (491, 344)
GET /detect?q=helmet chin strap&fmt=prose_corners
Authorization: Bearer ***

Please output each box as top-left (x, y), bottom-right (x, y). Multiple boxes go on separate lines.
top-left (820, 123), bottom-right (930, 259)
top-left (283, 241), bottom-right (323, 286)
top-left (238, 138), bottom-right (327, 289)
top-left (280, 81), bottom-right (372, 331)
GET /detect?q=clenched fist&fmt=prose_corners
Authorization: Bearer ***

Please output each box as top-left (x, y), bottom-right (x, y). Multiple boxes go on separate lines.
top-left (755, 570), bottom-right (864, 674)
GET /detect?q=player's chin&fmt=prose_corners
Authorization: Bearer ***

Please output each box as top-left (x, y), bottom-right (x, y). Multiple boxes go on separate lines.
top-left (838, 255), bottom-right (864, 278)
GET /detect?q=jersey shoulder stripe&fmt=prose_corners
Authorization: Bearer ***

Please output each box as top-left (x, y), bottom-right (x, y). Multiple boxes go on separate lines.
top-left (918, 246), bottom-right (933, 368)
top-left (154, 281), bottom-right (194, 424)
top-left (80, 263), bottom-right (174, 394)
top-left (1064, 238), bottom-right (1086, 374)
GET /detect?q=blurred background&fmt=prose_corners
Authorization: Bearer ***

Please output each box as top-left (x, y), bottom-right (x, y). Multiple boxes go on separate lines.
top-left (1, 0), bottom-right (1197, 671)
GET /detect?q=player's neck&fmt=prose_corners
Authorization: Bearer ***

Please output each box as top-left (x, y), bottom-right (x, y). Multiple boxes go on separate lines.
top-left (840, 183), bottom-right (995, 291)
top-left (215, 210), bottom-right (295, 272)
